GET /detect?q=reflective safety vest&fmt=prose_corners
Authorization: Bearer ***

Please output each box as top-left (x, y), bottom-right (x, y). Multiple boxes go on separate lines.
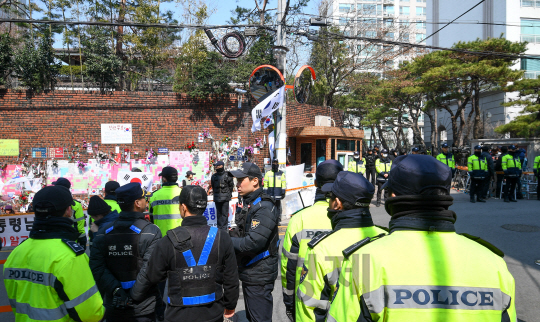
top-left (3, 238), bottom-right (105, 322)
top-left (534, 155), bottom-right (540, 175)
top-left (166, 226), bottom-right (222, 306)
top-left (501, 154), bottom-right (522, 178)
top-left (296, 226), bottom-right (386, 322)
top-left (72, 200), bottom-right (86, 238)
top-left (467, 155), bottom-right (488, 179)
top-left (149, 185), bottom-right (182, 236)
top-left (280, 200), bottom-right (333, 311)
top-left (103, 219), bottom-right (150, 290)
top-left (348, 159), bottom-right (366, 175)
top-left (104, 198), bottom-right (121, 214)
top-left (375, 159), bottom-right (392, 182)
top-left (436, 153), bottom-right (456, 169)
top-left (327, 231), bottom-right (517, 322)
top-left (264, 170), bottom-right (287, 200)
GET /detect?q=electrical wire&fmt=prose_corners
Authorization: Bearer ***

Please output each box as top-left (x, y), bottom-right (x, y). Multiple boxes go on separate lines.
top-left (204, 28), bottom-right (247, 58)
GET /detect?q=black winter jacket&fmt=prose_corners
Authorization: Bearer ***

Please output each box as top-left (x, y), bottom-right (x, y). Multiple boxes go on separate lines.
top-left (481, 151), bottom-right (495, 176)
top-left (365, 154), bottom-right (377, 168)
top-left (89, 211), bottom-right (162, 318)
top-left (230, 188), bottom-right (280, 285)
top-left (130, 215), bottom-right (239, 322)
top-left (211, 171), bottom-right (235, 202)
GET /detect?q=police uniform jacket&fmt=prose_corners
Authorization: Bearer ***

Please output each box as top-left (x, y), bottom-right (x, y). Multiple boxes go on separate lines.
top-left (130, 215), bottom-right (239, 322)
top-left (481, 151), bottom-right (495, 177)
top-left (231, 187), bottom-right (280, 285)
top-left (211, 172), bottom-right (234, 202)
top-left (364, 155), bottom-right (376, 169)
top-left (89, 211), bottom-right (162, 317)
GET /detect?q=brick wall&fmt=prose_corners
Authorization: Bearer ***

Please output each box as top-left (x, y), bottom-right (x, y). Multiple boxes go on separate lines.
top-left (0, 90), bottom-right (342, 167)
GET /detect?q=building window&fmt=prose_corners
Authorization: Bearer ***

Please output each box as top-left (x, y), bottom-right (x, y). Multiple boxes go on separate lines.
top-left (359, 3), bottom-right (381, 15)
top-left (416, 33), bottom-right (426, 42)
top-left (521, 0), bottom-right (540, 7)
top-left (403, 33), bottom-right (410, 42)
top-left (301, 143), bottom-right (313, 171)
top-left (401, 19), bottom-right (410, 27)
top-left (521, 19), bottom-right (540, 43)
top-left (417, 0), bottom-right (426, 2)
top-left (400, 6), bottom-right (410, 15)
top-left (416, 7), bottom-right (426, 16)
top-left (365, 30), bottom-right (377, 38)
top-left (415, 20), bottom-right (426, 29)
top-left (316, 139), bottom-right (327, 166)
top-left (339, 17), bottom-right (348, 25)
top-left (339, 3), bottom-right (354, 12)
top-left (384, 5), bottom-right (394, 15)
top-left (337, 139), bottom-right (355, 151)
top-left (331, 139), bottom-right (336, 159)
top-left (521, 58), bottom-right (540, 79)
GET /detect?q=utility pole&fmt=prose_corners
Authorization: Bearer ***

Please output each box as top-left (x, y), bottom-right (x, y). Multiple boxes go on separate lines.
top-left (274, 0), bottom-right (288, 168)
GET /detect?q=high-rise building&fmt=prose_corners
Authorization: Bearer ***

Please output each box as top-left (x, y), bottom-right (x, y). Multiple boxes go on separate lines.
top-left (425, 0), bottom-right (540, 147)
top-left (328, 0), bottom-right (428, 148)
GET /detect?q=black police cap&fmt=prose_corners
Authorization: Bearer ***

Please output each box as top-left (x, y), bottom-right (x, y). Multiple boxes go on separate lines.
top-left (179, 185), bottom-right (208, 210)
top-left (159, 166), bottom-right (178, 177)
top-left (33, 186), bottom-right (75, 216)
top-left (412, 147), bottom-right (419, 152)
top-left (228, 162), bottom-right (263, 179)
top-left (382, 155), bottom-right (451, 196)
top-left (316, 159), bottom-right (344, 186)
top-left (52, 177), bottom-right (71, 189)
top-left (441, 143), bottom-right (449, 148)
top-left (105, 181), bottom-right (120, 194)
top-left (116, 182), bottom-right (147, 204)
top-left (321, 171), bottom-right (374, 207)
top-left (474, 145), bottom-right (482, 150)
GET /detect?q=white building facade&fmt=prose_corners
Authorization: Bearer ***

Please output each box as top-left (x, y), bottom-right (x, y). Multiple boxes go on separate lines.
top-left (425, 0), bottom-right (540, 147)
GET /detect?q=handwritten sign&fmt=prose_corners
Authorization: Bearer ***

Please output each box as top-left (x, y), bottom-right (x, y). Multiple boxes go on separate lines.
top-left (101, 124), bottom-right (132, 144)
top-left (0, 139), bottom-right (19, 156)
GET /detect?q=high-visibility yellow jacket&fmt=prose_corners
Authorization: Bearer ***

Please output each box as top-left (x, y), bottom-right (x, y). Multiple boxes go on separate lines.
top-left (436, 153), bottom-right (456, 169)
top-left (103, 197), bottom-right (121, 214)
top-left (534, 155), bottom-right (540, 176)
top-left (3, 238), bottom-right (105, 322)
top-left (296, 225), bottom-right (386, 322)
top-left (281, 200), bottom-right (332, 313)
top-left (467, 155), bottom-right (488, 179)
top-left (72, 201), bottom-right (86, 241)
top-left (327, 230), bottom-right (516, 322)
top-left (149, 184), bottom-right (182, 236)
top-left (348, 159), bottom-right (366, 175)
top-left (501, 154), bottom-right (522, 177)
top-left (264, 170), bottom-right (287, 200)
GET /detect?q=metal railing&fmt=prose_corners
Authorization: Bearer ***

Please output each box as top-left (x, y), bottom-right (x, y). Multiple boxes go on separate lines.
top-left (521, 0), bottom-right (540, 8)
top-left (521, 34), bottom-right (540, 44)
top-left (524, 71), bottom-right (540, 79)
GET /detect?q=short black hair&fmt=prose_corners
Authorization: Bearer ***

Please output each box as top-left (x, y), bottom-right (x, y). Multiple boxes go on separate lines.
top-left (481, 145), bottom-right (490, 152)
top-left (183, 202), bottom-right (206, 216)
top-left (248, 176), bottom-right (261, 188)
top-left (501, 146), bottom-right (508, 153)
top-left (164, 175), bottom-right (178, 183)
top-left (119, 202), bottom-right (135, 212)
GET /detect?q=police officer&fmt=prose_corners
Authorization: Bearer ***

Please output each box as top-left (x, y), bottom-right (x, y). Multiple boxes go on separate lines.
top-left (347, 151), bottom-right (366, 175)
top-left (481, 145), bottom-right (495, 200)
top-left (88, 195), bottom-right (119, 242)
top-left (104, 180), bottom-right (122, 213)
top-left (281, 160), bottom-right (343, 321)
top-left (229, 162), bottom-right (280, 322)
top-left (436, 143), bottom-right (456, 177)
top-left (3, 186), bottom-right (105, 321)
top-left (375, 149), bottom-right (392, 207)
top-left (90, 183), bottom-right (162, 322)
top-left (534, 154), bottom-right (540, 201)
top-left (130, 185), bottom-right (239, 322)
top-left (495, 146), bottom-right (508, 199)
top-left (211, 161), bottom-right (234, 229)
top-left (467, 145), bottom-right (488, 203)
top-left (264, 158), bottom-right (287, 215)
top-left (327, 155), bottom-right (517, 321)
top-left (149, 166), bottom-right (183, 236)
top-left (52, 177), bottom-right (87, 249)
top-left (502, 145), bottom-right (522, 203)
top-left (364, 149), bottom-right (377, 186)
top-left (296, 171), bottom-right (386, 322)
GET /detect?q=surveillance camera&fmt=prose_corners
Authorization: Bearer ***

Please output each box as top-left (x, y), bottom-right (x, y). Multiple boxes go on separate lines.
top-left (235, 88), bottom-right (248, 94)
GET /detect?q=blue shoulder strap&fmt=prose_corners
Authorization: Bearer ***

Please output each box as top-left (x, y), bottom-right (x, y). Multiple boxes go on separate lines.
top-left (182, 226), bottom-right (218, 267)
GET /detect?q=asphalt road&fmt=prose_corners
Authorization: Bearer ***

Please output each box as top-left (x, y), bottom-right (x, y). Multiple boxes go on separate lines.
top-left (1, 191), bottom-right (539, 321)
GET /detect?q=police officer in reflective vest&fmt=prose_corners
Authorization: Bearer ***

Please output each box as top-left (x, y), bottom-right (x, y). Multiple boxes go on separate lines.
top-left (229, 162), bottom-right (280, 322)
top-left (90, 183), bottom-right (162, 322)
top-left (374, 149), bottom-right (392, 207)
top-left (347, 151), bottom-right (366, 175)
top-left (52, 177), bottom-right (87, 249)
top-left (468, 145), bottom-right (488, 203)
top-left (264, 158), bottom-right (287, 214)
top-left (502, 145), bottom-right (522, 203)
top-left (364, 149), bottom-right (377, 186)
top-left (281, 160), bottom-right (344, 321)
top-left (296, 171), bottom-right (386, 322)
top-left (131, 185), bottom-right (239, 321)
top-left (534, 154), bottom-right (540, 201)
top-left (104, 181), bottom-right (122, 214)
top-left (436, 143), bottom-right (456, 177)
top-left (327, 155), bottom-right (517, 322)
top-left (149, 166), bottom-right (183, 236)
top-left (211, 161), bottom-right (235, 229)
top-left (3, 185), bottom-right (105, 322)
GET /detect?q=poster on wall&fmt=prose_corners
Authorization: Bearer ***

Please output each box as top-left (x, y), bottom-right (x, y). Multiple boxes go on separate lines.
top-left (48, 147), bottom-right (64, 158)
top-left (169, 151), bottom-right (210, 185)
top-left (0, 139), bottom-right (19, 156)
top-left (0, 214), bottom-right (34, 247)
top-left (31, 147), bottom-right (47, 158)
top-left (101, 124), bottom-right (133, 144)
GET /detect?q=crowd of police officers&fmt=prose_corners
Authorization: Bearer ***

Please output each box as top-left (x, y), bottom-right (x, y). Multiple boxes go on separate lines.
top-left (3, 143), bottom-right (539, 322)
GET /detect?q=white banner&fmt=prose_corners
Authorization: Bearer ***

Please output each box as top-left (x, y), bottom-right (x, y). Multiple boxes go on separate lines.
top-left (203, 202), bottom-right (237, 228)
top-left (117, 171), bottom-right (154, 191)
top-left (268, 131), bottom-right (275, 160)
top-left (101, 124), bottom-right (133, 144)
top-left (0, 214), bottom-right (34, 247)
top-left (251, 87), bottom-right (284, 132)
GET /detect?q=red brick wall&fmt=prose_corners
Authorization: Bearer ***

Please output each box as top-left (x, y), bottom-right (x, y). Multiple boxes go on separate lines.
top-left (0, 90), bottom-right (342, 167)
